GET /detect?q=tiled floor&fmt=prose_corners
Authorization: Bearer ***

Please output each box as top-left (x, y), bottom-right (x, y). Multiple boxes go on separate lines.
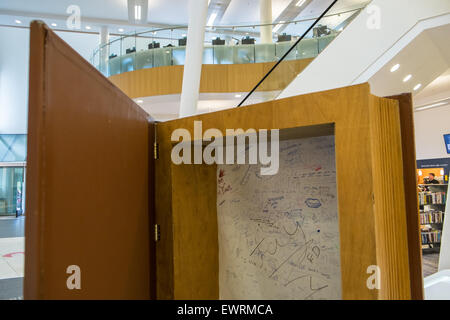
top-left (0, 216), bottom-right (24, 300)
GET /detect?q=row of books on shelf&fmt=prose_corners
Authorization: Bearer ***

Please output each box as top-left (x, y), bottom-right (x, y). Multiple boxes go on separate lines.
top-left (420, 211), bottom-right (444, 224)
top-left (421, 230), bottom-right (442, 244)
top-left (418, 191), bottom-right (447, 205)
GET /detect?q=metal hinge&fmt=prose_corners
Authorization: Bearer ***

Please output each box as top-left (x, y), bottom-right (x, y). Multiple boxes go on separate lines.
top-left (153, 142), bottom-right (159, 160)
top-left (154, 224), bottom-right (160, 242)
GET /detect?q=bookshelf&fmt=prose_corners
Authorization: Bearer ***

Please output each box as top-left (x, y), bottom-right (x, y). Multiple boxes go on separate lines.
top-left (418, 184), bottom-right (447, 254)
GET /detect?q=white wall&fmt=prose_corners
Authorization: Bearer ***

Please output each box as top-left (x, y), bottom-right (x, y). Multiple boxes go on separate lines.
top-left (0, 26), bottom-right (100, 134)
top-left (414, 104), bottom-right (450, 160)
top-left (0, 27), bottom-right (30, 134)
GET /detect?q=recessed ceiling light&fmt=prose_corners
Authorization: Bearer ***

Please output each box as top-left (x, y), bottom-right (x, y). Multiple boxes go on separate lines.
top-left (85, 26), bottom-right (91, 30)
top-left (136, 99), bottom-right (144, 104)
top-left (15, 20), bottom-right (22, 24)
top-left (296, 0), bottom-right (307, 7)
top-left (51, 23), bottom-right (57, 27)
top-left (390, 64), bottom-right (400, 72)
top-left (413, 84), bottom-right (422, 91)
top-left (403, 74), bottom-right (412, 82)
top-left (235, 94), bottom-right (242, 98)
top-left (118, 28), bottom-right (124, 32)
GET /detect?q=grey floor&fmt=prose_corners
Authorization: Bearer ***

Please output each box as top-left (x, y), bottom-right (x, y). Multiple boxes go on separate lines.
top-left (0, 216), bottom-right (25, 238)
top-left (422, 253), bottom-right (440, 278)
top-left (0, 277), bottom-right (23, 300)
top-left (0, 216), bottom-right (24, 300)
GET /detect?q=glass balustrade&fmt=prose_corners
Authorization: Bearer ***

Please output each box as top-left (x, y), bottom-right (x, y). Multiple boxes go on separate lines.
top-left (91, 3), bottom-right (364, 78)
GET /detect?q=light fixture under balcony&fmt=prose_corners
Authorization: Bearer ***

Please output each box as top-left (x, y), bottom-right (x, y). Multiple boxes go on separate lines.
top-left (390, 64), bottom-right (400, 72)
top-left (403, 74), bottom-right (412, 82)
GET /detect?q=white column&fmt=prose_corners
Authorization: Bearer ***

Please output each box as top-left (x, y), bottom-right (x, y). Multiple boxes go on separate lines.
top-left (179, 0), bottom-right (209, 118)
top-left (260, 0), bottom-right (273, 44)
top-left (99, 26), bottom-right (110, 74)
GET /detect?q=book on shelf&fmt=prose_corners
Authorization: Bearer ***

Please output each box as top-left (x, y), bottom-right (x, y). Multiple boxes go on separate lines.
top-left (421, 229), bottom-right (442, 244)
top-left (420, 211), bottom-right (444, 224)
top-left (418, 191), bottom-right (447, 205)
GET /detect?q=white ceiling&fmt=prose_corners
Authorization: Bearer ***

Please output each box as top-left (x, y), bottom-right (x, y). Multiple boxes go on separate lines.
top-left (369, 23), bottom-right (450, 102)
top-left (0, 0), bottom-right (368, 34)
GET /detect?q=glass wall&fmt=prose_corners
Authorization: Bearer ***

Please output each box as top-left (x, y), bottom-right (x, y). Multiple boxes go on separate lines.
top-left (0, 167), bottom-right (25, 216)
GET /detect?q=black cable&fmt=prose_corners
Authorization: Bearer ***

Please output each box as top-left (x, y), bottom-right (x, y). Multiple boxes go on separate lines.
top-left (237, 0), bottom-right (339, 107)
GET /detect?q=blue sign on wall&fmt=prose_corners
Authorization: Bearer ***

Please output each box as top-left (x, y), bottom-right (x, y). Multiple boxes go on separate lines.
top-left (445, 134), bottom-right (450, 154)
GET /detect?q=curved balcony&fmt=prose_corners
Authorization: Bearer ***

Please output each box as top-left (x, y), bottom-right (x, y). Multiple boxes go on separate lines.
top-left (99, 34), bottom-right (337, 77)
top-left (91, 6), bottom-right (364, 77)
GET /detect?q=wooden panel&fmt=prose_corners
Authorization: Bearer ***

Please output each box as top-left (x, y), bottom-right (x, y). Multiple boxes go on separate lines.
top-left (369, 96), bottom-right (411, 299)
top-left (387, 94), bottom-right (424, 300)
top-left (25, 21), bottom-right (153, 299)
top-left (171, 164), bottom-right (218, 299)
top-left (155, 83), bottom-right (419, 299)
top-left (109, 59), bottom-right (313, 98)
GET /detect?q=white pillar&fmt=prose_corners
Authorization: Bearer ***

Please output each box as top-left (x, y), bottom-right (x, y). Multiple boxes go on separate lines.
top-left (260, 0), bottom-right (273, 44)
top-left (99, 26), bottom-right (109, 74)
top-left (179, 0), bottom-right (209, 118)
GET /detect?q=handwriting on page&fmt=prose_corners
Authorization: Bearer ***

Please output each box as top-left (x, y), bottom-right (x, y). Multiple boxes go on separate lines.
top-left (217, 135), bottom-right (341, 300)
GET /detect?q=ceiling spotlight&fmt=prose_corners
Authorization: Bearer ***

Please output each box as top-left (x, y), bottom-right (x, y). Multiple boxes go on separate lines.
top-left (85, 25), bottom-right (92, 30)
top-left (403, 74), bottom-right (412, 82)
top-left (51, 23), bottom-right (57, 27)
top-left (390, 64), bottom-right (400, 72)
top-left (118, 28), bottom-right (124, 32)
top-left (296, 0), bottom-right (307, 7)
top-left (413, 84), bottom-right (422, 91)
top-left (136, 99), bottom-right (144, 104)
top-left (235, 94), bottom-right (242, 98)
top-left (15, 19), bottom-right (22, 24)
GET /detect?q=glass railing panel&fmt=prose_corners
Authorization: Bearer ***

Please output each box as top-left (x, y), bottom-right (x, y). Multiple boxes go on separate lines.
top-left (213, 45), bottom-right (233, 64)
top-left (121, 34), bottom-right (137, 56)
top-left (109, 37), bottom-right (121, 60)
top-left (135, 50), bottom-right (154, 70)
top-left (203, 46), bottom-right (214, 64)
top-left (120, 53), bottom-right (135, 73)
top-left (275, 42), bottom-right (297, 61)
top-left (172, 46), bottom-right (186, 65)
top-left (255, 44), bottom-right (276, 63)
top-left (233, 44), bottom-right (255, 64)
top-left (98, 46), bottom-right (108, 75)
top-left (296, 38), bottom-right (319, 59)
top-left (153, 47), bottom-right (173, 67)
top-left (318, 34), bottom-right (336, 53)
top-left (108, 56), bottom-right (121, 76)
